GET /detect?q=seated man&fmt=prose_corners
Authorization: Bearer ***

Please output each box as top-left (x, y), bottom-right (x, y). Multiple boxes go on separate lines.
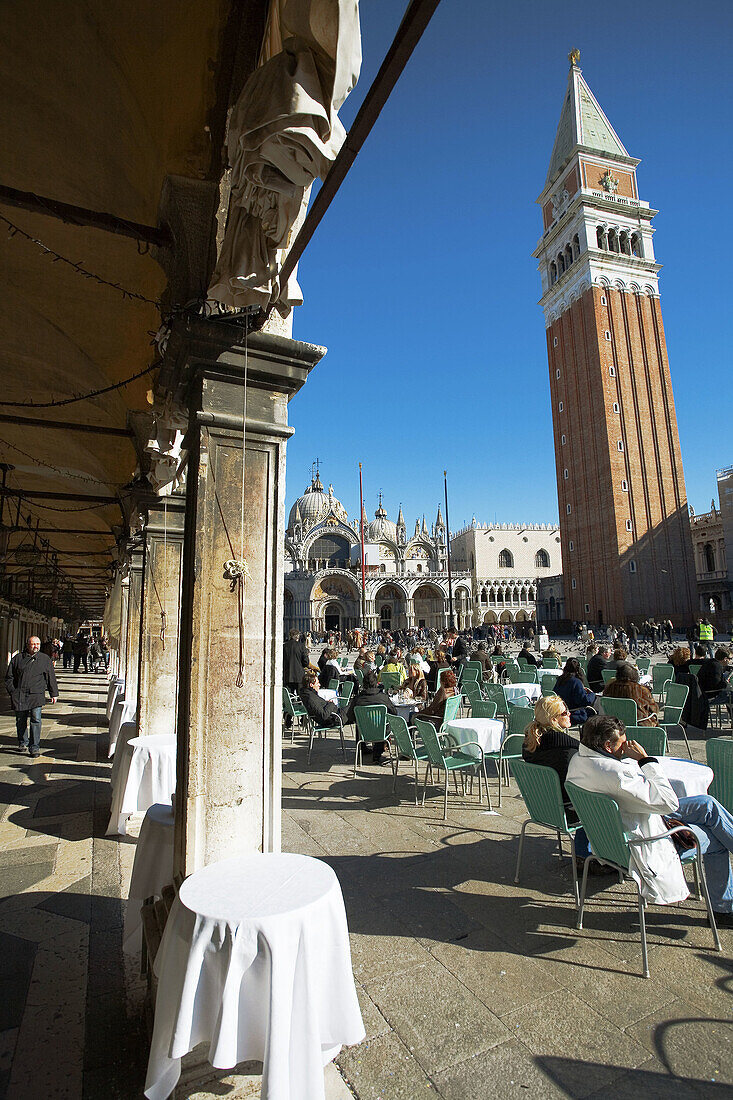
top-left (298, 670), bottom-right (341, 729)
top-left (567, 714), bottom-right (733, 925)
top-left (470, 642), bottom-right (493, 676)
top-left (517, 642), bottom-right (542, 668)
top-left (586, 644), bottom-right (612, 693)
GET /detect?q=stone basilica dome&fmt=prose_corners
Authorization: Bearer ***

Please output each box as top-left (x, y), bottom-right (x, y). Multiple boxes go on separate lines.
top-left (366, 500), bottom-right (397, 543)
top-left (288, 473), bottom-right (348, 531)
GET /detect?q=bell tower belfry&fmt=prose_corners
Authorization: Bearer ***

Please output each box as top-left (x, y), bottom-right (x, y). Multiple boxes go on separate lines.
top-left (533, 52), bottom-right (696, 625)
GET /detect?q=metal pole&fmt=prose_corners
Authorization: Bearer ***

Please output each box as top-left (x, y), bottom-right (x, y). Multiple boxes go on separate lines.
top-left (359, 463), bottom-right (366, 628)
top-left (444, 470), bottom-right (454, 630)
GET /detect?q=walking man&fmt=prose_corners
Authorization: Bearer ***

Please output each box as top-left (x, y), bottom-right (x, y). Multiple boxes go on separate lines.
top-left (4, 636), bottom-right (59, 757)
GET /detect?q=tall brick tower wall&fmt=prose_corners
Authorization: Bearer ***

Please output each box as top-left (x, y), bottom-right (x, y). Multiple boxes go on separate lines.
top-left (534, 54), bottom-right (697, 627)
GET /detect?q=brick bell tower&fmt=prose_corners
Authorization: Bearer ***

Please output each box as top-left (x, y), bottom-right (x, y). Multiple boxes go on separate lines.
top-left (533, 50), bottom-right (696, 628)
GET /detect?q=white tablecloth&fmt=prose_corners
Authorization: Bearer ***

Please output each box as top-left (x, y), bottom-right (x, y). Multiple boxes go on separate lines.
top-left (539, 668), bottom-right (562, 682)
top-left (391, 695), bottom-right (420, 724)
top-left (107, 734), bottom-right (176, 836)
top-left (317, 688), bottom-right (338, 703)
top-left (504, 683), bottom-right (541, 704)
top-left (444, 717), bottom-right (504, 760)
top-left (108, 696), bottom-right (136, 757)
top-left (144, 853), bottom-right (365, 1100)
top-left (106, 677), bottom-right (124, 721)
top-left (123, 802), bottom-right (175, 955)
top-left (657, 757), bottom-right (713, 799)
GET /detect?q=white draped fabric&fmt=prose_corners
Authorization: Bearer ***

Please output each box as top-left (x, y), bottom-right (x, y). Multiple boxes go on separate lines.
top-left (144, 853), bottom-right (364, 1100)
top-left (123, 803), bottom-right (175, 955)
top-left (107, 734), bottom-right (176, 836)
top-left (103, 573), bottom-right (123, 646)
top-left (208, 0), bottom-right (361, 312)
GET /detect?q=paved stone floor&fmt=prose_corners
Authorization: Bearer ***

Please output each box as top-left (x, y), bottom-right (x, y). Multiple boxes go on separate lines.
top-left (1, 660), bottom-right (731, 1098)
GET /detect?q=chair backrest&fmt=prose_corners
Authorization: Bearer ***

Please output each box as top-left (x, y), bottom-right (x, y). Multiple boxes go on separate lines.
top-left (652, 663), bottom-right (674, 694)
top-left (338, 655), bottom-right (349, 669)
top-left (282, 687), bottom-right (297, 716)
top-left (601, 695), bottom-right (638, 726)
top-left (379, 670), bottom-right (402, 692)
top-left (328, 678), bottom-right (340, 692)
top-left (354, 667), bottom-right (364, 688)
top-left (516, 670), bottom-right (538, 684)
top-left (501, 732), bottom-right (526, 759)
top-left (625, 724), bottom-right (667, 757)
top-left (354, 704), bottom-right (387, 743)
top-left (510, 759), bottom-right (569, 831)
top-left (503, 661), bottom-right (520, 676)
top-left (465, 661), bottom-right (484, 677)
top-left (507, 705), bottom-right (535, 738)
top-left (441, 694), bottom-right (462, 726)
top-left (413, 717), bottom-right (446, 767)
top-left (338, 681), bottom-right (354, 705)
top-left (601, 669), bottom-right (616, 684)
top-left (386, 713), bottom-right (418, 759)
top-left (707, 737), bottom-right (733, 814)
top-left (461, 666), bottom-right (480, 684)
top-left (491, 655), bottom-right (505, 665)
top-left (635, 657), bottom-right (651, 673)
top-left (470, 699), bottom-right (497, 720)
top-left (542, 656), bottom-right (561, 668)
top-left (565, 782), bottom-right (630, 870)
top-left (435, 666), bottom-right (451, 690)
top-left (577, 658), bottom-right (588, 674)
top-left (462, 679), bottom-right (483, 701)
top-left (662, 682), bottom-right (688, 724)
top-left (374, 654), bottom-right (384, 668)
top-left (688, 663), bottom-right (702, 678)
top-left (540, 675), bottom-right (558, 696)
top-left (484, 683), bottom-right (510, 717)
top-left (517, 657), bottom-right (531, 669)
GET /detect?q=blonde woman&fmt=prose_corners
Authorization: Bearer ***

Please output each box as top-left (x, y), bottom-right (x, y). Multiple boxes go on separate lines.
top-left (522, 695), bottom-right (592, 863)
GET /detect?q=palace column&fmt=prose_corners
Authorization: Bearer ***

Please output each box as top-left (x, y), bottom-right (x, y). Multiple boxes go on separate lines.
top-left (137, 492), bottom-right (185, 738)
top-left (160, 319), bottom-right (323, 876)
top-left (124, 541), bottom-right (144, 713)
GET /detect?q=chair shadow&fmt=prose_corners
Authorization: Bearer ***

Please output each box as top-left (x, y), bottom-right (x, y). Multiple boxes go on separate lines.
top-left (539, 1054), bottom-right (730, 1098)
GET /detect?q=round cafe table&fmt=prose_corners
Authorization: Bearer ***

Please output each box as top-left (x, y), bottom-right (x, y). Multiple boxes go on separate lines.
top-left (391, 694), bottom-right (419, 724)
top-left (106, 676), bottom-right (124, 721)
top-left (108, 696), bottom-right (136, 757)
top-left (444, 717), bottom-right (504, 760)
top-left (122, 802), bottom-right (175, 955)
top-left (504, 682), bottom-right (541, 705)
top-left (657, 757), bottom-right (713, 799)
top-left (144, 852), bottom-right (365, 1100)
top-left (106, 734), bottom-right (176, 837)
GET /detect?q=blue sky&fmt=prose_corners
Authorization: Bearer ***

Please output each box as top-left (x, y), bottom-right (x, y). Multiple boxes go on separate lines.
top-left (287, 0), bottom-right (732, 532)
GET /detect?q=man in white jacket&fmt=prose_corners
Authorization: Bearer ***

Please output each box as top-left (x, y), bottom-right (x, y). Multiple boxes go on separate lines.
top-left (567, 715), bottom-right (733, 926)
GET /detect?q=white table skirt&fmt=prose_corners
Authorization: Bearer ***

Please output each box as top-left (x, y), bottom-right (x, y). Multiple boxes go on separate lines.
top-left (106, 677), bottom-right (124, 721)
top-left (539, 668), bottom-right (562, 681)
top-left (504, 683), bottom-right (541, 704)
top-left (144, 853), bottom-right (365, 1100)
top-left (123, 802), bottom-right (175, 955)
top-left (657, 757), bottom-right (713, 799)
top-left (391, 695), bottom-right (420, 724)
top-left (107, 734), bottom-right (176, 836)
top-left (317, 688), bottom-right (338, 703)
top-left (108, 697), bottom-right (137, 757)
top-left (444, 717), bottom-right (504, 759)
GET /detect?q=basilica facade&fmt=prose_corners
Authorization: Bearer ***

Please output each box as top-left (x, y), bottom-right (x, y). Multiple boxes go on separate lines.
top-left (284, 473), bottom-right (561, 635)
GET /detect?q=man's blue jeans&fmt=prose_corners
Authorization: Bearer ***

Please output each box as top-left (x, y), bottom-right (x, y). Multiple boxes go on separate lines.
top-left (16, 707), bottom-right (43, 753)
top-left (677, 794), bottom-right (733, 913)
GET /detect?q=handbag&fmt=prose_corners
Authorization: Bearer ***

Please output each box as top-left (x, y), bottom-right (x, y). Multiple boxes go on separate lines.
top-left (663, 815), bottom-right (697, 853)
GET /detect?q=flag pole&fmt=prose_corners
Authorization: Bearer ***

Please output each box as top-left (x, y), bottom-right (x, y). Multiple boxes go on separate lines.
top-left (444, 469), bottom-right (454, 630)
top-left (359, 463), bottom-right (366, 627)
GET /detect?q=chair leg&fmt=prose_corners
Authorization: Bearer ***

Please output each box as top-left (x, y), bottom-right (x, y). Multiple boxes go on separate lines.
top-left (338, 721), bottom-right (346, 762)
top-left (421, 762), bottom-right (431, 806)
top-left (443, 770), bottom-right (449, 821)
top-left (514, 819), bottom-right (530, 884)
top-left (556, 830), bottom-right (563, 860)
top-left (392, 756), bottom-right (399, 794)
top-left (637, 888), bottom-right (650, 979)
top-left (482, 760), bottom-right (492, 811)
top-left (353, 740), bottom-right (362, 777)
top-left (569, 833), bottom-right (579, 907)
top-left (413, 759), bottom-right (419, 806)
top-left (691, 859), bottom-right (701, 900)
top-left (679, 723), bottom-right (693, 761)
top-left (497, 757), bottom-right (503, 809)
top-left (696, 854), bottom-right (722, 953)
top-left (307, 724), bottom-right (316, 765)
top-left (576, 857), bottom-right (592, 929)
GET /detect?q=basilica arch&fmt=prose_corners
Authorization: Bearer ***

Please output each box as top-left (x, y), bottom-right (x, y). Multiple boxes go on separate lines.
top-left (373, 582), bottom-right (407, 632)
top-left (310, 572), bottom-right (361, 634)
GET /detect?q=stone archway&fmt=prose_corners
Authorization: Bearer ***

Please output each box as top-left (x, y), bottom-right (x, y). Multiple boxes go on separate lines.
top-left (311, 573), bottom-right (360, 632)
top-left (483, 611), bottom-right (497, 624)
top-left (412, 583), bottom-right (445, 631)
top-left (500, 610), bottom-right (513, 623)
top-left (374, 583), bottom-right (407, 632)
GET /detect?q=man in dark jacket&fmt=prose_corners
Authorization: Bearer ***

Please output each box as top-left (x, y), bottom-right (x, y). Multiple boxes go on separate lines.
top-left (298, 669), bottom-right (341, 728)
top-left (587, 644), bottom-right (612, 693)
top-left (5, 636), bottom-right (59, 756)
top-left (283, 629), bottom-right (310, 729)
top-left (517, 643), bottom-right (542, 668)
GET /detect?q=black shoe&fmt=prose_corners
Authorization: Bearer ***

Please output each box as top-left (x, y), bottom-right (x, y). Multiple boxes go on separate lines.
top-left (17, 741), bottom-right (28, 751)
top-left (715, 912), bottom-right (733, 929)
top-left (29, 751), bottom-right (40, 758)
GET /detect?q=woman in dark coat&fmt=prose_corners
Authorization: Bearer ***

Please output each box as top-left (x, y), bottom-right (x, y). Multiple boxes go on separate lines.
top-left (670, 646), bottom-right (709, 729)
top-left (414, 669), bottom-right (458, 731)
top-left (602, 662), bottom-right (659, 725)
top-left (554, 658), bottom-right (597, 726)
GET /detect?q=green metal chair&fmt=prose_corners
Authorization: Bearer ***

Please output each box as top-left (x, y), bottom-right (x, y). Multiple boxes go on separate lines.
top-left (706, 737), bottom-right (733, 814)
top-left (577, 658), bottom-right (588, 675)
top-left (483, 683), bottom-right (511, 722)
top-left (414, 717), bottom-right (490, 820)
top-left (517, 657), bottom-right (531, 670)
top-left (462, 679), bottom-right (485, 707)
top-left (305, 706), bottom-right (346, 765)
top-left (469, 699), bottom-right (498, 720)
top-left (379, 670), bottom-right (403, 692)
top-left (434, 666), bottom-right (451, 692)
top-left (327, 678), bottom-right (340, 692)
top-left (502, 660), bottom-right (520, 681)
top-left (374, 654), bottom-right (384, 669)
top-left (689, 663), bottom-right (702, 678)
top-left (353, 704), bottom-right (393, 776)
top-left (440, 693), bottom-right (462, 731)
top-left (625, 724), bottom-right (667, 757)
top-left (566, 781), bottom-right (721, 978)
top-left (354, 667), bottom-right (364, 689)
top-left (482, 732), bottom-right (525, 808)
top-left (337, 680), bottom-right (354, 713)
top-left (510, 759), bottom-right (582, 904)
top-left (659, 682), bottom-right (691, 759)
top-left (282, 687), bottom-right (307, 743)
top-left (461, 666), bottom-right (480, 684)
top-left (542, 656), bottom-right (561, 669)
top-left (635, 657), bottom-right (651, 674)
top-left (509, 669), bottom-right (538, 684)
top-left (465, 661), bottom-right (484, 679)
top-left (601, 696), bottom-right (638, 726)
top-left (387, 713), bottom-right (428, 805)
top-left (601, 668), bottom-right (616, 685)
top-left (541, 674), bottom-right (558, 697)
top-left (652, 662), bottom-right (675, 700)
